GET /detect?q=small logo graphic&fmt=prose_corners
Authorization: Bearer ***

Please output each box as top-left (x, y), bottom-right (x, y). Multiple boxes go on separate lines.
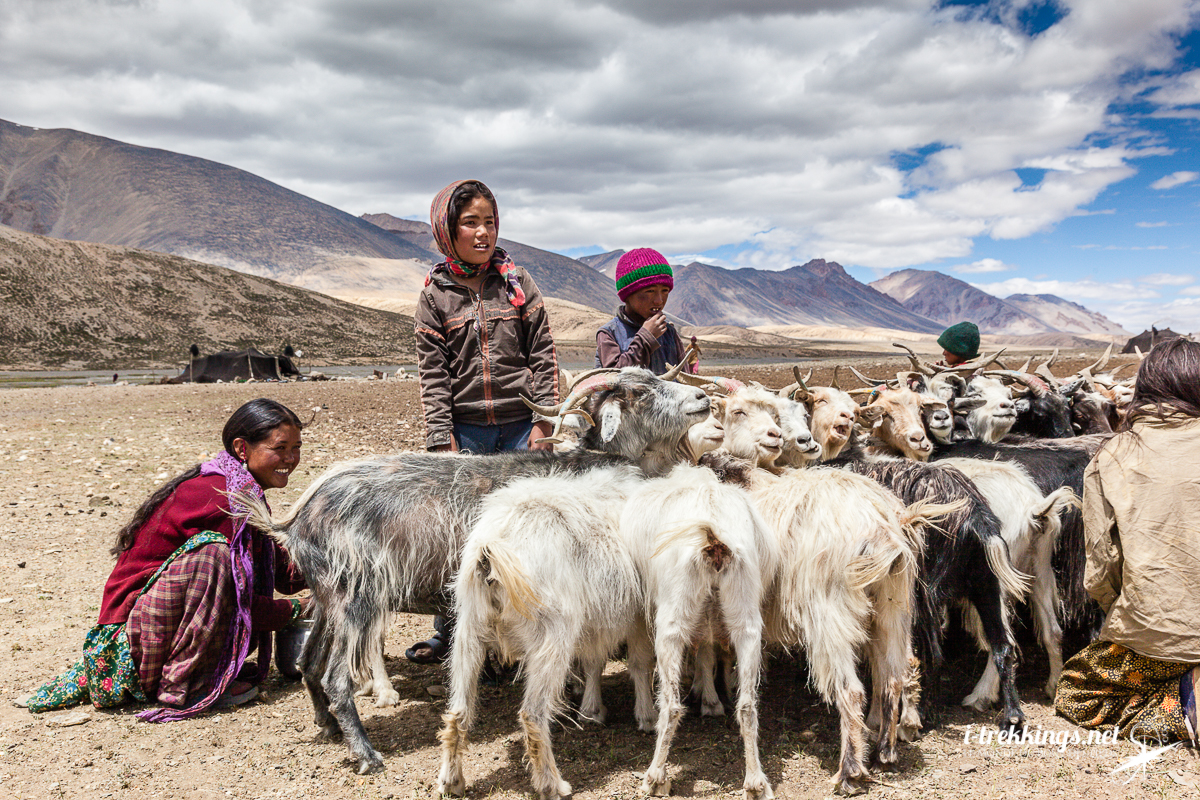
top-left (1110, 740), bottom-right (1181, 784)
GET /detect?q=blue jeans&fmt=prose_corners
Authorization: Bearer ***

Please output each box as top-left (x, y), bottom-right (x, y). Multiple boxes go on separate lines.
top-left (453, 418), bottom-right (534, 454)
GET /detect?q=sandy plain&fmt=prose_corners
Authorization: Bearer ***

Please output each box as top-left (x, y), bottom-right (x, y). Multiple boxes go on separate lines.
top-left (0, 353), bottom-right (1196, 800)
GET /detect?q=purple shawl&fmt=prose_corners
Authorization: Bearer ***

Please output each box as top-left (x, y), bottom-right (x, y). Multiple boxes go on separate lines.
top-left (137, 451), bottom-right (271, 722)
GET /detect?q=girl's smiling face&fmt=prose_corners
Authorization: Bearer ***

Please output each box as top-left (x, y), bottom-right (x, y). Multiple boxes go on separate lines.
top-left (625, 284), bottom-right (671, 320)
top-left (453, 196), bottom-right (497, 266)
top-left (234, 424), bottom-right (302, 490)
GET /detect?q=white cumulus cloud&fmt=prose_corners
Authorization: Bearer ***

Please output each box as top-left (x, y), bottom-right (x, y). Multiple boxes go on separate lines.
top-left (1150, 171), bottom-right (1199, 190)
top-left (952, 258), bottom-right (1015, 274)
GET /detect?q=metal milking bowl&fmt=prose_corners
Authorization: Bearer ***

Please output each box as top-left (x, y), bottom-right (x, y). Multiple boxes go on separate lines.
top-left (274, 618), bottom-right (313, 680)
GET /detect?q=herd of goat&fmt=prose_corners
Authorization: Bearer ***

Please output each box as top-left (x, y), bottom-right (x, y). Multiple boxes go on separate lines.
top-left (240, 343), bottom-right (1139, 798)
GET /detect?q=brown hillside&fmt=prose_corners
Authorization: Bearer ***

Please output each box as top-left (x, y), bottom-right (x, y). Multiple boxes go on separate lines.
top-left (0, 225), bottom-right (415, 370)
top-left (0, 119), bottom-right (430, 279)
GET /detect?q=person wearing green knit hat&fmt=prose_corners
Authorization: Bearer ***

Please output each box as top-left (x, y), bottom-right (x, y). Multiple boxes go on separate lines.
top-left (937, 321), bottom-right (980, 366)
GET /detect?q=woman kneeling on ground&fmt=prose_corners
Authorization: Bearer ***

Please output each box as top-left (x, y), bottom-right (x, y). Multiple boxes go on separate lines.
top-left (20, 398), bottom-right (310, 719)
top-left (1055, 338), bottom-right (1199, 745)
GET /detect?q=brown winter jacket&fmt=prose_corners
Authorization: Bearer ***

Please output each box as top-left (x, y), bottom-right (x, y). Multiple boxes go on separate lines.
top-left (415, 264), bottom-right (559, 449)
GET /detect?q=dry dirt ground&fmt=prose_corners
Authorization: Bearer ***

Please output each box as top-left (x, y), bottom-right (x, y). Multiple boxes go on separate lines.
top-left (1, 355), bottom-right (1197, 800)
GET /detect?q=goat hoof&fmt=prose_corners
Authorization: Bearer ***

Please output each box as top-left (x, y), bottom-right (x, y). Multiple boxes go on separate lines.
top-left (743, 775), bottom-right (773, 800)
top-left (437, 773), bottom-right (466, 797)
top-left (871, 750), bottom-right (900, 773)
top-left (700, 699), bottom-right (726, 717)
top-left (833, 776), bottom-right (869, 796)
top-left (898, 723), bottom-right (921, 743)
top-left (1044, 680), bottom-right (1058, 700)
top-left (374, 688), bottom-right (401, 708)
top-left (577, 703), bottom-right (607, 726)
top-left (996, 707), bottom-right (1026, 733)
top-left (357, 756), bottom-right (385, 775)
top-left (539, 780), bottom-right (572, 799)
top-left (961, 693), bottom-right (991, 712)
top-left (643, 767), bottom-right (671, 797)
top-left (316, 724), bottom-right (342, 741)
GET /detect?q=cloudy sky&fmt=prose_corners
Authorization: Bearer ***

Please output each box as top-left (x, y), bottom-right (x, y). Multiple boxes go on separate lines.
top-left (2, 0), bottom-right (1198, 332)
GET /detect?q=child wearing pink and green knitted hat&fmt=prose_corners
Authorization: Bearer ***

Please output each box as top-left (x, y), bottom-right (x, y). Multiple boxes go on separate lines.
top-left (595, 248), bottom-right (698, 374)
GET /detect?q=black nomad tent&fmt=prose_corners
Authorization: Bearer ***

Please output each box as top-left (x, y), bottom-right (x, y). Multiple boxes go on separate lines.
top-left (171, 349), bottom-right (301, 383)
top-left (1121, 327), bottom-right (1184, 354)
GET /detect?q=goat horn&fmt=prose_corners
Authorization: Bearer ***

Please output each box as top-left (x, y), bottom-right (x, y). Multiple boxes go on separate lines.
top-left (792, 366), bottom-right (811, 391)
top-left (893, 342), bottom-right (937, 376)
top-left (777, 382), bottom-right (799, 398)
top-left (1109, 361), bottom-right (1137, 378)
top-left (1082, 343), bottom-right (1114, 375)
top-left (521, 395), bottom-right (565, 417)
top-left (987, 369), bottom-right (1048, 397)
top-left (1045, 348), bottom-right (1060, 370)
top-left (1015, 357), bottom-right (1032, 373)
top-left (1034, 362), bottom-right (1060, 385)
top-left (848, 366), bottom-right (887, 387)
top-left (662, 342), bottom-right (700, 381)
top-left (562, 367), bottom-right (619, 391)
top-left (940, 348), bottom-right (1007, 373)
top-left (831, 366), bottom-right (842, 391)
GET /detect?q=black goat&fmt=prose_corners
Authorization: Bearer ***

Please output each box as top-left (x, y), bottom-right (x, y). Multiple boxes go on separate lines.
top-left (931, 435), bottom-right (1110, 632)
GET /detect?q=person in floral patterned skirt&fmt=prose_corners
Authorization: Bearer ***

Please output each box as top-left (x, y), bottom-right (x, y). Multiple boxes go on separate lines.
top-left (18, 398), bottom-right (309, 720)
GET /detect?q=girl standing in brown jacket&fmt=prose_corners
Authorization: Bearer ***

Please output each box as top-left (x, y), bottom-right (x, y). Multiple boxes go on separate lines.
top-left (408, 179), bottom-right (559, 663)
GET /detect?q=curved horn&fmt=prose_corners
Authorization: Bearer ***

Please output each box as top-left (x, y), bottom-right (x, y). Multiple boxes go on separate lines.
top-left (662, 342), bottom-right (700, 381)
top-left (893, 342), bottom-right (937, 376)
top-left (986, 369), bottom-right (1048, 397)
top-left (536, 373), bottom-right (624, 443)
top-left (562, 367), bottom-right (620, 392)
top-left (1082, 343), bottom-right (1114, 375)
top-left (1109, 361), bottom-right (1137, 378)
top-left (831, 366), bottom-right (842, 391)
top-left (792, 366), bottom-right (811, 392)
top-left (521, 395), bottom-right (566, 417)
top-left (848, 366), bottom-right (887, 387)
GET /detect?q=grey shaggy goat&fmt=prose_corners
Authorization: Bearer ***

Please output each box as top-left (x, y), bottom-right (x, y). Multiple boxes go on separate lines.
top-left (239, 368), bottom-right (710, 774)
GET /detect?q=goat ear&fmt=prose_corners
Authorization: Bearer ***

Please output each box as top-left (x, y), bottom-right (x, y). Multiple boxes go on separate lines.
top-left (598, 400), bottom-right (623, 443)
top-left (791, 388), bottom-right (813, 405)
top-left (952, 396), bottom-right (987, 412)
top-left (856, 405), bottom-right (885, 425)
top-left (710, 397), bottom-right (727, 417)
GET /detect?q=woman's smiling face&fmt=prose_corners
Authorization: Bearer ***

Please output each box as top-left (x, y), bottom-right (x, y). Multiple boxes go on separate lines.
top-left (234, 424), bottom-right (302, 489)
top-left (453, 196), bottom-right (497, 266)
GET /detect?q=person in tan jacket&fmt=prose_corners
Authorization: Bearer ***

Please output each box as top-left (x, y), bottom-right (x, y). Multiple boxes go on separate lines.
top-left (408, 179), bottom-right (559, 663)
top-left (1055, 337), bottom-right (1200, 745)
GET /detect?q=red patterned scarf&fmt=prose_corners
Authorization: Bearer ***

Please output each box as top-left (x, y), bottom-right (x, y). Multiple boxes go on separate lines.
top-left (426, 179), bottom-right (526, 307)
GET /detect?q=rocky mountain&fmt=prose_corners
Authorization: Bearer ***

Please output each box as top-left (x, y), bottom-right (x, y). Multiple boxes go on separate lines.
top-left (0, 119), bottom-right (431, 286)
top-left (359, 212), bottom-right (618, 311)
top-left (1004, 294), bottom-right (1130, 336)
top-left (871, 269), bottom-right (1128, 336)
top-left (578, 249), bottom-right (625, 278)
top-left (871, 269), bottom-right (1066, 335)
top-left (671, 260), bottom-right (945, 332)
top-left (0, 224), bottom-right (416, 370)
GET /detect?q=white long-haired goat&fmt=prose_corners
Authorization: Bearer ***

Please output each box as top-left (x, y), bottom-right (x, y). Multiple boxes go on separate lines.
top-left (437, 450), bottom-right (778, 799)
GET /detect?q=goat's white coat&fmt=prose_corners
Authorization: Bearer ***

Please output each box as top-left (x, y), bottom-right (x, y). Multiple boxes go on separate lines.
top-left (438, 461), bottom-right (777, 800)
top-left (940, 458), bottom-right (1078, 703)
